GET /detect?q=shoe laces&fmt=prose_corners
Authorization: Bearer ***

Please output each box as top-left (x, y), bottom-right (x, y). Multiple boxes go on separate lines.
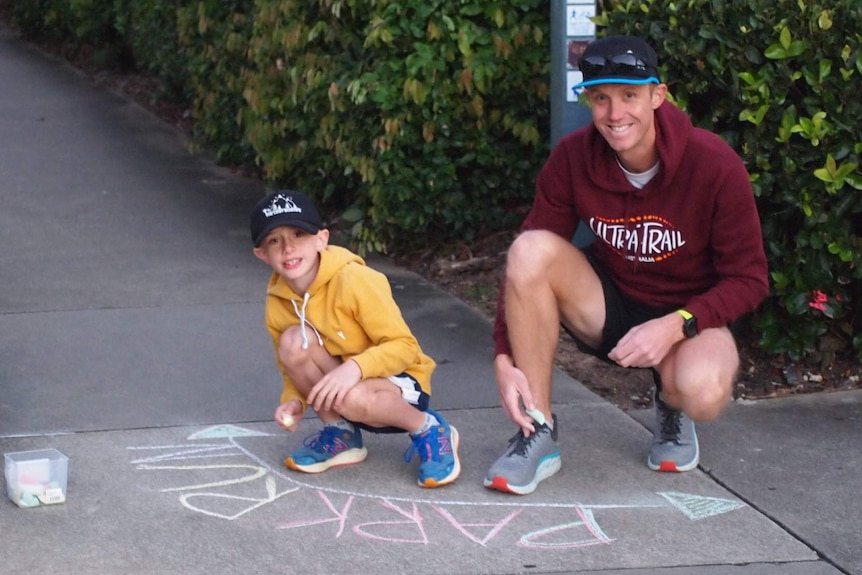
top-left (306, 427), bottom-right (349, 456)
top-left (403, 426), bottom-right (443, 463)
top-left (506, 428), bottom-right (543, 458)
top-left (658, 405), bottom-right (683, 444)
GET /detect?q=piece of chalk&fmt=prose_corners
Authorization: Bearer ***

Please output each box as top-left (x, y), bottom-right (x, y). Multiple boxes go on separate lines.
top-left (281, 413), bottom-right (295, 427)
top-left (18, 492), bottom-right (40, 507)
top-left (525, 408), bottom-right (547, 426)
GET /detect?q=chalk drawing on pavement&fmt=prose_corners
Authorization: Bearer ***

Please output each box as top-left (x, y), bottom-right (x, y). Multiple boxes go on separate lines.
top-left (128, 424), bottom-right (748, 549)
top-left (187, 424), bottom-right (273, 440)
top-left (659, 491), bottom-right (747, 521)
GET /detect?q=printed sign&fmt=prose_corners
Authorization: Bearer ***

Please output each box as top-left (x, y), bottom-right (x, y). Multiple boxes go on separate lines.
top-left (567, 1), bottom-right (596, 37)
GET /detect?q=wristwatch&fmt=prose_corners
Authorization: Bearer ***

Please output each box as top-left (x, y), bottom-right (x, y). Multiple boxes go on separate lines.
top-left (676, 309), bottom-right (698, 338)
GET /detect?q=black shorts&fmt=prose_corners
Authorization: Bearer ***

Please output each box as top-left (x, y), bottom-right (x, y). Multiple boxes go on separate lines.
top-left (349, 372), bottom-right (430, 434)
top-left (564, 255), bottom-right (676, 363)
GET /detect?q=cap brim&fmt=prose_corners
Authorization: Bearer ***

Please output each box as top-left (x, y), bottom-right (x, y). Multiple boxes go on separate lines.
top-left (573, 76), bottom-right (660, 90)
top-left (253, 220), bottom-right (321, 247)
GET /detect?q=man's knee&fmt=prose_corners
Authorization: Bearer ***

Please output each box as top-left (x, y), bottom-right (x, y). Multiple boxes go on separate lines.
top-left (507, 230), bottom-right (574, 283)
top-left (666, 331), bottom-right (737, 421)
top-left (673, 370), bottom-right (733, 421)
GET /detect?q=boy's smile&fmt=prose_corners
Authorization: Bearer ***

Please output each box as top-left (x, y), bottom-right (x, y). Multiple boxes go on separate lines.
top-left (253, 225), bottom-right (329, 293)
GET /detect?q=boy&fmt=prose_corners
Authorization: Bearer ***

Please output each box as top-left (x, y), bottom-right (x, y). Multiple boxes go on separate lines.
top-left (250, 190), bottom-right (460, 488)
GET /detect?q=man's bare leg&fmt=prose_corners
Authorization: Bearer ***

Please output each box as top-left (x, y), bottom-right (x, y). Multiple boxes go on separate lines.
top-left (657, 327), bottom-right (738, 421)
top-left (501, 230), bottom-right (605, 427)
top-left (649, 327), bottom-right (737, 472)
top-left (485, 231), bottom-right (605, 495)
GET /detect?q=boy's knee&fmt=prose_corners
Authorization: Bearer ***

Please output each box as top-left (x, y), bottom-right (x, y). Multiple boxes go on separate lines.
top-left (333, 385), bottom-right (373, 421)
top-left (278, 326), bottom-right (311, 367)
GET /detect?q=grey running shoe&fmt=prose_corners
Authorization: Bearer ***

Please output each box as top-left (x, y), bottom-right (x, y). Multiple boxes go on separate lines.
top-left (483, 415), bottom-right (561, 495)
top-left (647, 390), bottom-right (699, 472)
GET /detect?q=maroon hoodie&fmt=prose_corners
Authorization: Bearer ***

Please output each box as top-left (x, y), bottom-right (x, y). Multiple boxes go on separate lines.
top-left (493, 101), bottom-right (769, 356)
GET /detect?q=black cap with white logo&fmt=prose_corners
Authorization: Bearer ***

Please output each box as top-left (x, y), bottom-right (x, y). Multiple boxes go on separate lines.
top-left (250, 190), bottom-right (324, 247)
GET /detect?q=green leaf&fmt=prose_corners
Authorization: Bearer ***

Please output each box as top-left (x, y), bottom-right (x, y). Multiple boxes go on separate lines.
top-left (765, 43), bottom-right (787, 59)
top-left (779, 27), bottom-right (791, 50)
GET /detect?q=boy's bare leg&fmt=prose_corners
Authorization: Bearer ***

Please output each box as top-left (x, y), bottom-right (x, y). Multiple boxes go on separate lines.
top-left (279, 327), bottom-right (459, 486)
top-left (338, 379), bottom-right (426, 431)
top-left (278, 326), bottom-right (342, 423)
top-left (279, 326), bottom-right (425, 431)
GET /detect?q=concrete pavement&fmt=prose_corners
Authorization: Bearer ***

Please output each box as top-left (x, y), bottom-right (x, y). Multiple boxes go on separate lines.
top-left (0, 25), bottom-right (858, 575)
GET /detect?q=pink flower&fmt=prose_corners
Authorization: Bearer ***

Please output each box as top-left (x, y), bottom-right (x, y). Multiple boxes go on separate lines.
top-left (809, 300), bottom-right (826, 312)
top-left (808, 290), bottom-right (831, 313)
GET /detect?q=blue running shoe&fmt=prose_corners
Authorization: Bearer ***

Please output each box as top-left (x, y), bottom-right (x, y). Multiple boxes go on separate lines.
top-left (285, 426), bottom-right (367, 474)
top-left (404, 409), bottom-right (461, 488)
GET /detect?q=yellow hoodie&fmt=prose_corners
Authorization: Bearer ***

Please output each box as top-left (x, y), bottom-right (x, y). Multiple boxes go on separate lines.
top-left (262, 245), bottom-right (436, 410)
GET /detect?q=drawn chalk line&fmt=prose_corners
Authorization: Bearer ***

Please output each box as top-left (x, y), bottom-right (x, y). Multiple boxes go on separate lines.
top-left (352, 500), bottom-right (429, 544)
top-left (275, 491), bottom-right (616, 549)
top-left (226, 435), bottom-right (665, 511)
top-left (129, 445), bottom-right (237, 464)
top-left (127, 434), bottom-right (668, 511)
top-left (659, 491), bottom-right (747, 521)
top-left (432, 505), bottom-right (521, 545)
top-left (128, 426), bottom-right (746, 520)
top-left (179, 475), bottom-right (299, 520)
top-left (187, 425), bottom-right (273, 440)
top-left (137, 463), bottom-right (268, 492)
top-left (128, 443), bottom-right (227, 450)
top-left (180, 489), bottom-right (299, 521)
top-left (278, 491), bottom-right (355, 536)
top-left (518, 507), bottom-right (613, 548)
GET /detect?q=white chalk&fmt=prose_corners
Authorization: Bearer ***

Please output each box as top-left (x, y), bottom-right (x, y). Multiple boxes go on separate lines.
top-left (525, 408), bottom-right (547, 426)
top-left (281, 413), bottom-right (295, 427)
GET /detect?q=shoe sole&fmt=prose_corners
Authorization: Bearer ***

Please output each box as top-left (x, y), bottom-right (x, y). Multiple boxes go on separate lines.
top-left (284, 446), bottom-right (368, 474)
top-left (418, 426), bottom-right (461, 488)
top-left (647, 437), bottom-right (700, 472)
top-left (647, 454), bottom-right (699, 472)
top-left (482, 451), bottom-right (561, 495)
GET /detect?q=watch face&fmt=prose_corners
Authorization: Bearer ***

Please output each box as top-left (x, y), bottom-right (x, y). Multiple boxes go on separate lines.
top-left (683, 317), bottom-right (698, 338)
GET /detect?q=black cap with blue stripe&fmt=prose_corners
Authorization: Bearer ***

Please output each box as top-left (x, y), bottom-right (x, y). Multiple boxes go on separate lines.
top-left (574, 36), bottom-right (660, 89)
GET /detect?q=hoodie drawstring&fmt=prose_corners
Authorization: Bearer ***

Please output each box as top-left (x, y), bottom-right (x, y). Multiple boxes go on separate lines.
top-left (291, 292), bottom-right (323, 350)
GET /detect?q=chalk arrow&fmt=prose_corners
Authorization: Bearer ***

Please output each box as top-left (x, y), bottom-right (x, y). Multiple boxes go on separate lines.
top-left (187, 425), bottom-right (272, 440)
top-left (658, 491), bottom-right (746, 521)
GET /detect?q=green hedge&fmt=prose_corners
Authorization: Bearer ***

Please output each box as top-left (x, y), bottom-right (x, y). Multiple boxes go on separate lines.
top-left (114, 0), bottom-right (186, 98)
top-left (240, 0), bottom-right (549, 252)
top-left (176, 0), bottom-right (254, 164)
top-left (6, 0), bottom-right (862, 362)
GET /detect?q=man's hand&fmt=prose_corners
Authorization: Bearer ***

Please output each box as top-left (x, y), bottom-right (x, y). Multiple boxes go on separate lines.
top-left (274, 400), bottom-right (304, 432)
top-left (495, 354), bottom-right (538, 435)
top-left (608, 312), bottom-right (685, 368)
top-left (307, 359), bottom-right (362, 412)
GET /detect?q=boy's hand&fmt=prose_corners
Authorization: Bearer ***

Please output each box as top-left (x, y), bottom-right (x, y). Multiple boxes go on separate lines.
top-left (308, 360), bottom-right (362, 413)
top-left (274, 400), bottom-right (304, 432)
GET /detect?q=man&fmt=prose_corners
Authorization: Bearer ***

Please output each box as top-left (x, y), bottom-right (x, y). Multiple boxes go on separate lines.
top-left (484, 36), bottom-right (769, 495)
